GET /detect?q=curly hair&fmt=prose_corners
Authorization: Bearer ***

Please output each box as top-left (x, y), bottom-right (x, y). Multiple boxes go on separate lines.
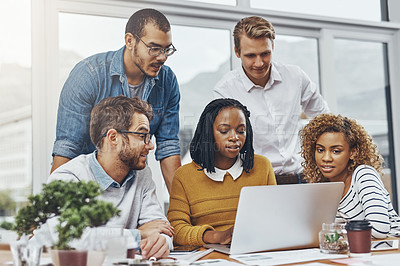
top-left (190, 98), bottom-right (254, 173)
top-left (300, 113), bottom-right (384, 183)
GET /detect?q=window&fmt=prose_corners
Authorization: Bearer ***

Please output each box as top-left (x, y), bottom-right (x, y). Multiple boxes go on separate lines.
top-left (333, 38), bottom-right (394, 197)
top-left (156, 25), bottom-right (231, 207)
top-left (168, 25), bottom-right (231, 164)
top-left (185, 0), bottom-right (236, 6)
top-left (0, 0), bottom-right (31, 219)
top-left (334, 39), bottom-right (388, 157)
top-left (274, 35), bottom-right (319, 86)
top-left (251, 0), bottom-right (382, 21)
top-left (59, 13), bottom-right (125, 85)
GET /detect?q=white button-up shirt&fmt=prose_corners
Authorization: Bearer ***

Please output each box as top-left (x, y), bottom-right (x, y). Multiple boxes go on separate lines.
top-left (213, 62), bottom-right (329, 174)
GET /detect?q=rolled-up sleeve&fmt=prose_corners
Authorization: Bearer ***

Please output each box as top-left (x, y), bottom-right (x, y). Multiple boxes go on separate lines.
top-left (153, 68), bottom-right (181, 161)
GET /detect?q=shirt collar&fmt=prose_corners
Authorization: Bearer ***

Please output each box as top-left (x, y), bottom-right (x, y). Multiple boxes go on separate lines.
top-left (239, 62), bottom-right (282, 91)
top-left (239, 66), bottom-right (261, 92)
top-left (110, 46), bottom-right (158, 101)
top-left (110, 46), bottom-right (126, 77)
top-left (265, 62), bottom-right (282, 90)
top-left (89, 151), bottom-right (136, 190)
top-left (204, 157), bottom-right (243, 182)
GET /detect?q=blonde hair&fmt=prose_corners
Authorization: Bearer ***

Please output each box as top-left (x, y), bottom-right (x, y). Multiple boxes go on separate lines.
top-left (233, 16), bottom-right (275, 53)
top-left (300, 113), bottom-right (384, 183)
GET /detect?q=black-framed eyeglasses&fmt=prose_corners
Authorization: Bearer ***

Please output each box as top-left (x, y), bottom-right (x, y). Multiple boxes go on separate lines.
top-left (102, 130), bottom-right (153, 144)
top-left (133, 34), bottom-right (176, 57)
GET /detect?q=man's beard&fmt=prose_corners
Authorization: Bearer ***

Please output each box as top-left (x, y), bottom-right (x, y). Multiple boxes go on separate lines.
top-left (133, 46), bottom-right (164, 77)
top-left (118, 139), bottom-right (144, 170)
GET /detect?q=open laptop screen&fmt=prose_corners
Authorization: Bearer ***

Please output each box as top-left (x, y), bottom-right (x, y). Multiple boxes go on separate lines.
top-left (206, 182), bottom-right (344, 255)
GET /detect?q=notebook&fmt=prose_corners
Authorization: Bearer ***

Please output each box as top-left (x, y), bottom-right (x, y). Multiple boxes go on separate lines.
top-left (204, 182), bottom-right (344, 255)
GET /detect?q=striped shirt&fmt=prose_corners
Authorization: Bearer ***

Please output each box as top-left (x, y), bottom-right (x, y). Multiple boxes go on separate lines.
top-left (335, 165), bottom-right (400, 238)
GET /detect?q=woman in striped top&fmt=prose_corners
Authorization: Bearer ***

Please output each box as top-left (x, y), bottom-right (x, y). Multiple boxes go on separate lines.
top-left (300, 113), bottom-right (400, 239)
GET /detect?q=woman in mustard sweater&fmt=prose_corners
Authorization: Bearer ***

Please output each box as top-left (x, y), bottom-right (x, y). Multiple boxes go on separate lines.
top-left (167, 98), bottom-right (276, 246)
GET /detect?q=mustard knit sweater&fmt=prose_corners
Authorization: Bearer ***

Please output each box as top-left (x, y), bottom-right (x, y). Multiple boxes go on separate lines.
top-left (167, 154), bottom-right (276, 246)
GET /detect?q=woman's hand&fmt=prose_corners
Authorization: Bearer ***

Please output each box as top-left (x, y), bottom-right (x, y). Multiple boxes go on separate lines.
top-left (203, 227), bottom-right (234, 244)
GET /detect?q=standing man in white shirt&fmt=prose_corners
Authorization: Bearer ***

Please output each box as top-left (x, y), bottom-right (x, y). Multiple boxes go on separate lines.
top-left (213, 16), bottom-right (329, 184)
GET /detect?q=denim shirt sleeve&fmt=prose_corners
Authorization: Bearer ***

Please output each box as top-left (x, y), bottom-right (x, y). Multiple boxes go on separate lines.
top-left (150, 66), bottom-right (181, 161)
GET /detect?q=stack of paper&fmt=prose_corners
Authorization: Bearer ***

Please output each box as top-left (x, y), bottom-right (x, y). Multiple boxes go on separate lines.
top-left (169, 248), bottom-right (214, 264)
top-left (230, 248), bottom-right (347, 265)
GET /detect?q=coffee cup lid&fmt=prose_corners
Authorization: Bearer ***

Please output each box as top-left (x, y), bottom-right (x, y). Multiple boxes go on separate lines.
top-left (345, 220), bottom-right (372, 231)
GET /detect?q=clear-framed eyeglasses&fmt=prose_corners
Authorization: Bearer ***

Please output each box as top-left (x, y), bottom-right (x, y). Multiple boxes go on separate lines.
top-left (133, 33), bottom-right (176, 57)
top-left (102, 130), bottom-right (153, 144)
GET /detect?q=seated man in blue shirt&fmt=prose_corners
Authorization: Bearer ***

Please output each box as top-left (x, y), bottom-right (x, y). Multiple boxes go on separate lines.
top-left (46, 96), bottom-right (173, 259)
top-left (51, 8), bottom-right (181, 192)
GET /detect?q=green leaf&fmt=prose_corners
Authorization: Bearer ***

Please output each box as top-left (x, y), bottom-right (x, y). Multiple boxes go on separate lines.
top-left (334, 231), bottom-right (340, 242)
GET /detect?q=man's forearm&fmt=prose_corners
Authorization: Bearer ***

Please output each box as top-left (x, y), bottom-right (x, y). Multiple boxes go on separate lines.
top-left (160, 155), bottom-right (181, 192)
top-left (50, 155), bottom-right (71, 173)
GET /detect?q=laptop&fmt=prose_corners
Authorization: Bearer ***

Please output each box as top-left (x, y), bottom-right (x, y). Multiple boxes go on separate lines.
top-left (204, 182), bottom-right (344, 255)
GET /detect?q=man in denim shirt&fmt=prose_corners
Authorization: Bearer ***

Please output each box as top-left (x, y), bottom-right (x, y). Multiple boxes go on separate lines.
top-left (51, 8), bottom-right (181, 191)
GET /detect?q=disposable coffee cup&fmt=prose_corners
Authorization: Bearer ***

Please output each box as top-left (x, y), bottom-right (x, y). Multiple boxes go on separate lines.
top-left (345, 220), bottom-right (372, 257)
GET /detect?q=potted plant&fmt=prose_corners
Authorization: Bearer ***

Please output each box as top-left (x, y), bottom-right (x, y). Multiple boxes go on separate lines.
top-left (12, 179), bottom-right (120, 266)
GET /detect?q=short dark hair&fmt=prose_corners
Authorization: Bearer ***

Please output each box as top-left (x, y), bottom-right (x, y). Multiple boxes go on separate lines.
top-left (125, 8), bottom-right (171, 38)
top-left (190, 98), bottom-right (254, 173)
top-left (90, 96), bottom-right (154, 150)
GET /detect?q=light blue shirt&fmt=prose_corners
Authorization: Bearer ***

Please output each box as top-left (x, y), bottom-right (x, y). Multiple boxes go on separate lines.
top-left (38, 152), bottom-right (173, 250)
top-left (88, 152), bottom-right (134, 189)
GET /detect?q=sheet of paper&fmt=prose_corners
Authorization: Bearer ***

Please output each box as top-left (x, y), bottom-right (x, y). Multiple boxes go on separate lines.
top-left (190, 259), bottom-right (243, 265)
top-left (230, 248), bottom-right (347, 265)
top-left (296, 263), bottom-right (332, 266)
top-left (170, 250), bottom-right (198, 256)
top-left (332, 253), bottom-right (400, 266)
top-left (331, 258), bottom-right (367, 265)
top-left (169, 248), bottom-right (214, 263)
top-left (363, 253), bottom-right (400, 266)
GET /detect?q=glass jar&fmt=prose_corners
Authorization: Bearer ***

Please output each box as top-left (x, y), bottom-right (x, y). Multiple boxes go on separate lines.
top-left (319, 223), bottom-right (349, 254)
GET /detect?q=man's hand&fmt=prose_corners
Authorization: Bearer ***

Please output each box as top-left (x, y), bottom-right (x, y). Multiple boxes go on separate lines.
top-left (140, 233), bottom-right (170, 259)
top-left (203, 227), bottom-right (234, 244)
top-left (138, 220), bottom-right (174, 239)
